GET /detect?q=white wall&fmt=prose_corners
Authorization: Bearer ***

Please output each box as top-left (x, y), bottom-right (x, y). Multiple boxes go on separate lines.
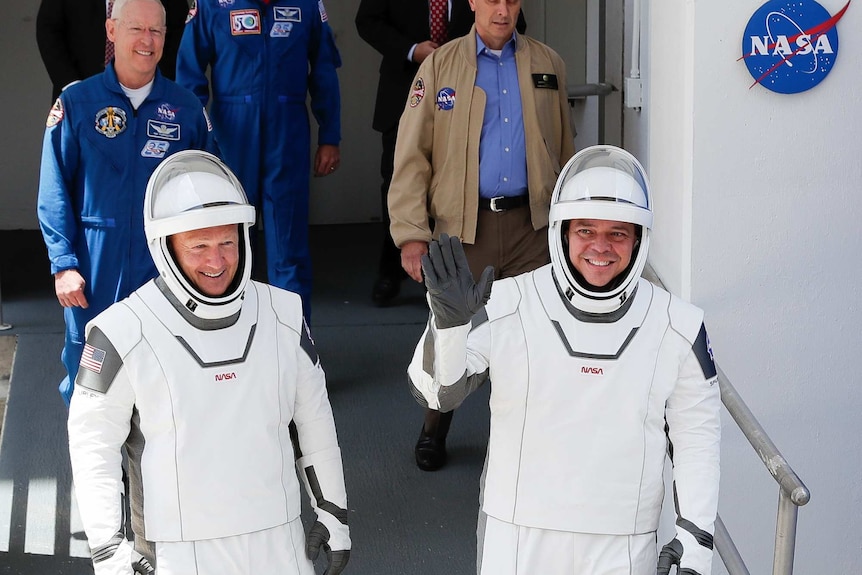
top-left (647, 1), bottom-right (862, 572)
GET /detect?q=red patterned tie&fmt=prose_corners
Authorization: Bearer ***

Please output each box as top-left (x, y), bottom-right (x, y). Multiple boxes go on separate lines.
top-left (429, 0), bottom-right (448, 45)
top-left (105, 0), bottom-right (115, 66)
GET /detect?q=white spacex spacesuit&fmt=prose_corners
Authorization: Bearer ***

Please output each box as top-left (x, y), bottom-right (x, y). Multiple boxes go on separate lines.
top-left (68, 151), bottom-right (350, 575)
top-left (409, 146), bottom-right (721, 575)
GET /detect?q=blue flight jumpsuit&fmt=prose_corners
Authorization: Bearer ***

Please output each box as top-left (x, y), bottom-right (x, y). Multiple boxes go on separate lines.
top-left (176, 0), bottom-right (342, 319)
top-left (38, 64), bottom-right (215, 405)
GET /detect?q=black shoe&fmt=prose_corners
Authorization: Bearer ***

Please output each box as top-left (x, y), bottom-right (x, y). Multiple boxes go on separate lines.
top-left (415, 427), bottom-right (447, 471)
top-left (372, 274), bottom-right (401, 307)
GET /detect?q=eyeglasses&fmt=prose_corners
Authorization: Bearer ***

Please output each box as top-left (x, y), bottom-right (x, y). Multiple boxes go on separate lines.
top-left (116, 20), bottom-right (166, 39)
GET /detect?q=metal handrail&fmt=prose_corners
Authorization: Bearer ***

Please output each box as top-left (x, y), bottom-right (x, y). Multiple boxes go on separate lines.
top-left (718, 367), bottom-right (810, 507)
top-left (644, 264), bottom-right (809, 574)
top-left (717, 367), bottom-right (810, 575)
top-left (715, 514), bottom-right (750, 575)
top-left (567, 82), bottom-right (615, 99)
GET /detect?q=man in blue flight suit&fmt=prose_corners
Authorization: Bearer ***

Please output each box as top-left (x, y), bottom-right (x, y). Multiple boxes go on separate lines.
top-left (37, 0), bottom-right (215, 406)
top-left (176, 0), bottom-right (342, 319)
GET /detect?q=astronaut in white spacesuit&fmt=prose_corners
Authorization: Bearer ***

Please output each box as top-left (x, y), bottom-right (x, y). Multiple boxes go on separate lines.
top-left (408, 145), bottom-right (721, 575)
top-left (67, 150), bottom-right (350, 575)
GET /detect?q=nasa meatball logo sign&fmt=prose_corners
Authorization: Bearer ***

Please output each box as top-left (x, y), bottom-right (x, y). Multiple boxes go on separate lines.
top-left (740, 0), bottom-right (851, 93)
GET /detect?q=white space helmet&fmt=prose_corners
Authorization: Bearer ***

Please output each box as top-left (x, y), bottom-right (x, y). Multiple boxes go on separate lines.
top-left (144, 150), bottom-right (256, 320)
top-left (548, 145), bottom-right (653, 314)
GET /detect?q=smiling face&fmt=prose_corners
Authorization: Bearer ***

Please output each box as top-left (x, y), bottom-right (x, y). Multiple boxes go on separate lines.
top-left (566, 219), bottom-right (638, 288)
top-left (468, 0), bottom-right (521, 50)
top-left (106, 0), bottom-right (166, 88)
top-left (170, 225), bottom-right (240, 297)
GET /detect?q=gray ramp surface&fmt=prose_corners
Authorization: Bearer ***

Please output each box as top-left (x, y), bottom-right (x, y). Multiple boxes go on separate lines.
top-left (0, 225), bottom-right (491, 575)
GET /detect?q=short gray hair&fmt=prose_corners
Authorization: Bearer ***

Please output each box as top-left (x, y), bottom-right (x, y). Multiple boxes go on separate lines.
top-left (110, 0), bottom-right (166, 24)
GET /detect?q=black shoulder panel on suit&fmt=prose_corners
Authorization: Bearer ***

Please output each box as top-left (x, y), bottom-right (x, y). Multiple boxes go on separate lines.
top-left (76, 326), bottom-right (124, 394)
top-left (693, 323), bottom-right (717, 380)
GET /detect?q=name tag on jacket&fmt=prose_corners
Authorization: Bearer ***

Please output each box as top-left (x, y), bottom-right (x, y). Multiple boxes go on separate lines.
top-left (532, 73), bottom-right (559, 89)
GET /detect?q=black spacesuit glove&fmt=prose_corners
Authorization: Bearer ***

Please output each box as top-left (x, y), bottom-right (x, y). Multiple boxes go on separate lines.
top-left (421, 233), bottom-right (494, 329)
top-left (656, 537), bottom-right (704, 575)
top-left (131, 549), bottom-right (154, 574)
top-left (307, 520), bottom-right (350, 575)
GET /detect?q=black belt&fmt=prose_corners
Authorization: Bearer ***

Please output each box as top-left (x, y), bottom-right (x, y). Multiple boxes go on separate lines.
top-left (478, 195), bottom-right (530, 212)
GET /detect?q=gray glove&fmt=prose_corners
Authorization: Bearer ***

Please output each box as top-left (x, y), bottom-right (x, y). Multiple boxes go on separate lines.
top-left (421, 233), bottom-right (494, 329)
top-left (307, 520), bottom-right (350, 575)
top-left (131, 549), bottom-right (154, 574)
top-left (656, 537), bottom-right (702, 575)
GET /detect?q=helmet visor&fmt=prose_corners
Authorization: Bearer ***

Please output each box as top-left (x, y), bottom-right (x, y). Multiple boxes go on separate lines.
top-left (550, 146), bottom-right (652, 229)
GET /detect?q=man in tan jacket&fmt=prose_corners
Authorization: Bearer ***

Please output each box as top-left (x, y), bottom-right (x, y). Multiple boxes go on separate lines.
top-left (388, 0), bottom-right (575, 471)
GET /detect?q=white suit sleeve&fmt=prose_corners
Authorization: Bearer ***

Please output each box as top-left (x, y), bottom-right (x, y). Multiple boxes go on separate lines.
top-left (665, 323), bottom-right (722, 574)
top-left (408, 306), bottom-right (492, 412)
top-left (292, 319), bottom-right (350, 553)
top-left (67, 325), bottom-right (136, 575)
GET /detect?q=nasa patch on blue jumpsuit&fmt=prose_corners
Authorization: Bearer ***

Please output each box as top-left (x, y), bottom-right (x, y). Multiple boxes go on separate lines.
top-left (271, 22), bottom-right (293, 37)
top-left (436, 87), bottom-right (456, 111)
top-left (94, 106), bottom-right (127, 138)
top-left (156, 103), bottom-right (177, 121)
top-left (230, 9), bottom-right (261, 35)
top-left (217, 0), bottom-right (234, 7)
top-left (141, 140), bottom-right (170, 158)
top-left (274, 6), bottom-right (301, 21)
top-left (147, 120), bottom-right (181, 141)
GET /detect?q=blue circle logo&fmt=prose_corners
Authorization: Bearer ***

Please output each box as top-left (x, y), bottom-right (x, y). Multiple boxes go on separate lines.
top-left (436, 88), bottom-right (456, 111)
top-left (741, 0), bottom-right (851, 93)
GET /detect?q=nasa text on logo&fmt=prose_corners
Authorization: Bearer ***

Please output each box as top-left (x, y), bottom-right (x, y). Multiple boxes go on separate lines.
top-left (741, 0), bottom-right (851, 93)
top-left (156, 103), bottom-right (177, 122)
top-left (436, 87), bottom-right (456, 111)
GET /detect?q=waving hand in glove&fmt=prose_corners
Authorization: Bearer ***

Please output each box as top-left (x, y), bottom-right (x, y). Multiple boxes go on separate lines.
top-left (421, 233), bottom-right (494, 329)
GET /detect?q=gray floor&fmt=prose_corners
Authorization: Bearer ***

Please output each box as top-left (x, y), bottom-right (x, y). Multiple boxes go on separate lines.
top-left (0, 224), bottom-right (491, 575)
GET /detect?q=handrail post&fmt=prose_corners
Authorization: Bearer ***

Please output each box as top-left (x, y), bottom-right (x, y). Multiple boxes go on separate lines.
top-left (0, 270), bottom-right (12, 331)
top-left (773, 490), bottom-right (800, 575)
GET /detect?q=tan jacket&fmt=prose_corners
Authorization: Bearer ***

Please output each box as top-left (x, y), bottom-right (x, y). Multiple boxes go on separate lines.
top-left (388, 27), bottom-right (575, 247)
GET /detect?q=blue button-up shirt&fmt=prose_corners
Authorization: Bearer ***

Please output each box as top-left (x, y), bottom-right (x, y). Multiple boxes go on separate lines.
top-left (476, 34), bottom-right (528, 199)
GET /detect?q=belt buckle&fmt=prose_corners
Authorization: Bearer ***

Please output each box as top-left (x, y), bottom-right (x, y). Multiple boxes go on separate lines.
top-left (489, 196), bottom-right (505, 212)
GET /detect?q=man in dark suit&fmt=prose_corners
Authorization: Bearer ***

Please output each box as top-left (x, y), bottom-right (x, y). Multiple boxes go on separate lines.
top-left (36, 0), bottom-right (189, 101)
top-left (355, 0), bottom-right (525, 308)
